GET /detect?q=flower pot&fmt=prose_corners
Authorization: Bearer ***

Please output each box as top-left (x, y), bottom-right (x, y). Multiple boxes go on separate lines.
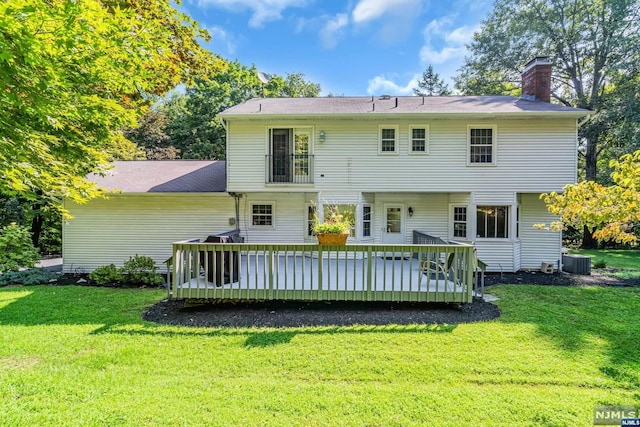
top-left (316, 233), bottom-right (349, 245)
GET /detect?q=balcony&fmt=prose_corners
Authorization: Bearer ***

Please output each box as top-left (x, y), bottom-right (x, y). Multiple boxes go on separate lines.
top-left (265, 154), bottom-right (314, 184)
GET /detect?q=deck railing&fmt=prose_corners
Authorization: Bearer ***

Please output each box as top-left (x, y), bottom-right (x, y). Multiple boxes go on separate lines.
top-left (171, 241), bottom-right (477, 303)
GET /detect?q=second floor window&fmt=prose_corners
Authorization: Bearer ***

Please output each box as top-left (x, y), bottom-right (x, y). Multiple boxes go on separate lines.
top-left (379, 126), bottom-right (398, 154)
top-left (468, 125), bottom-right (496, 165)
top-left (409, 126), bottom-right (429, 153)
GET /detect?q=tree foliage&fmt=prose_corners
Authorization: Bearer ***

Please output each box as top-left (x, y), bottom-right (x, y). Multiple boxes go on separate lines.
top-left (540, 150), bottom-right (640, 245)
top-left (155, 60), bottom-right (321, 160)
top-left (454, 0), bottom-right (640, 183)
top-left (413, 65), bottom-right (451, 96)
top-left (0, 0), bottom-right (216, 206)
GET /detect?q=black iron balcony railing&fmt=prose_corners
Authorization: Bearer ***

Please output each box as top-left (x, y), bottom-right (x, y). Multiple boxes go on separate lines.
top-left (265, 154), bottom-right (314, 184)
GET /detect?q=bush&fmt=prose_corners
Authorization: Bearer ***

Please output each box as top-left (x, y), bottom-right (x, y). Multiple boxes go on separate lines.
top-left (593, 260), bottom-right (607, 269)
top-left (0, 268), bottom-right (59, 286)
top-left (119, 255), bottom-right (164, 286)
top-left (89, 264), bottom-right (122, 286)
top-left (0, 223), bottom-right (40, 273)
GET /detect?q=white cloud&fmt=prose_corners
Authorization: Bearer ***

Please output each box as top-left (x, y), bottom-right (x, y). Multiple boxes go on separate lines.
top-left (319, 13), bottom-right (349, 49)
top-left (366, 74), bottom-right (420, 95)
top-left (352, 0), bottom-right (421, 24)
top-left (419, 17), bottom-right (479, 64)
top-left (207, 26), bottom-right (237, 55)
top-left (197, 0), bottom-right (308, 28)
top-left (351, 0), bottom-right (422, 44)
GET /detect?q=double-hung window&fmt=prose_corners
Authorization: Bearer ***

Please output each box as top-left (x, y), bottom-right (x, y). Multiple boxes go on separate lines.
top-left (409, 125), bottom-right (429, 154)
top-left (468, 125), bottom-right (497, 165)
top-left (452, 207), bottom-right (467, 239)
top-left (362, 205), bottom-right (372, 237)
top-left (251, 203), bottom-right (274, 227)
top-left (379, 125), bottom-right (399, 154)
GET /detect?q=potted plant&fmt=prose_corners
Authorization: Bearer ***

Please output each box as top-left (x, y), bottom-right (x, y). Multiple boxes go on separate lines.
top-left (313, 204), bottom-right (353, 245)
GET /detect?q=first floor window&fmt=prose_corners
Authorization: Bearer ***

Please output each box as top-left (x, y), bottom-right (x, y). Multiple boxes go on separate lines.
top-left (307, 205), bottom-right (316, 237)
top-left (476, 206), bottom-right (509, 238)
top-left (252, 204), bottom-right (273, 226)
top-left (453, 207), bottom-right (467, 238)
top-left (362, 205), bottom-right (372, 237)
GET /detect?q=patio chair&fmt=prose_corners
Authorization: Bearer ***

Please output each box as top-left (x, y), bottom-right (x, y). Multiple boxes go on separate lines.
top-left (419, 252), bottom-right (458, 292)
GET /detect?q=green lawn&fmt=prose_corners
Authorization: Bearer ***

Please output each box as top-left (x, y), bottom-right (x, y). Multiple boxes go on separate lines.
top-left (1, 285), bottom-right (639, 426)
top-left (570, 248), bottom-right (640, 279)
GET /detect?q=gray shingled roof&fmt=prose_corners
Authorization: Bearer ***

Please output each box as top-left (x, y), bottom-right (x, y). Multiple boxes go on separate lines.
top-left (88, 161), bottom-right (226, 193)
top-left (219, 96), bottom-right (590, 118)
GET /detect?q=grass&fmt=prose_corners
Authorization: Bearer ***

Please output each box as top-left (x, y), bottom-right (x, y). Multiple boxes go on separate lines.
top-left (1, 285), bottom-right (639, 426)
top-left (569, 248), bottom-right (640, 279)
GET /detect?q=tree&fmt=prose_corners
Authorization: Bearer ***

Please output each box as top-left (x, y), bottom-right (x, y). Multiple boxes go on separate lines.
top-left (1, 1), bottom-right (216, 250)
top-left (123, 109), bottom-right (175, 159)
top-left (0, 0), bottom-right (216, 205)
top-left (413, 65), bottom-right (451, 96)
top-left (159, 60), bottom-right (321, 160)
top-left (455, 0), bottom-right (640, 181)
top-left (539, 150), bottom-right (640, 245)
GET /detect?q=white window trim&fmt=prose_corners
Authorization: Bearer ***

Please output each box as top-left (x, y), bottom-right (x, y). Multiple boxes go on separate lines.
top-left (467, 124), bottom-right (497, 166)
top-left (475, 205), bottom-right (510, 240)
top-left (362, 204), bottom-right (372, 238)
top-left (408, 124), bottom-right (430, 155)
top-left (449, 204), bottom-right (469, 240)
top-left (305, 203), bottom-right (316, 239)
top-left (378, 125), bottom-right (399, 155)
top-left (265, 125), bottom-right (315, 160)
top-left (250, 201), bottom-right (275, 229)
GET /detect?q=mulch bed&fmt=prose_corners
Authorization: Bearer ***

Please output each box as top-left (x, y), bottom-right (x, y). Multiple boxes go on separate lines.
top-left (140, 269), bottom-right (639, 328)
top-left (41, 268), bottom-right (635, 328)
top-left (142, 299), bottom-right (501, 328)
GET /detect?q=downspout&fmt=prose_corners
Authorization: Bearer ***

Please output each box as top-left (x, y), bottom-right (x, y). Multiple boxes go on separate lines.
top-left (228, 192), bottom-right (242, 233)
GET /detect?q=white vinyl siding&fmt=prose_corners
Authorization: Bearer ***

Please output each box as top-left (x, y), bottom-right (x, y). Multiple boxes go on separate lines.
top-left (62, 194), bottom-right (235, 274)
top-left (519, 193), bottom-right (563, 270)
top-left (226, 119), bottom-right (577, 194)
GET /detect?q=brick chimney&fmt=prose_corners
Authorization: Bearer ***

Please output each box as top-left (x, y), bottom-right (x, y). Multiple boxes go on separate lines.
top-left (521, 56), bottom-right (552, 102)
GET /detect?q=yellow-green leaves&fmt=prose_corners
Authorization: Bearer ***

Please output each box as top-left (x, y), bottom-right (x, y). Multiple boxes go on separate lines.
top-left (541, 149), bottom-right (640, 245)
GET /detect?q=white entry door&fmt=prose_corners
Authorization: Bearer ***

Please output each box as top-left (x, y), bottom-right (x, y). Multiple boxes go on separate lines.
top-left (382, 204), bottom-right (405, 244)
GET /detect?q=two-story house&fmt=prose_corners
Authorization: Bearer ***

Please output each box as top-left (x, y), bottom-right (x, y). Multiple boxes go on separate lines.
top-left (62, 57), bottom-right (590, 274)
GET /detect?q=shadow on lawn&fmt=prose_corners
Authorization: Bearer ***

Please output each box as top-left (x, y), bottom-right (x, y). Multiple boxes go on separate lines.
top-left (494, 285), bottom-right (640, 392)
top-left (0, 286), bottom-right (457, 348)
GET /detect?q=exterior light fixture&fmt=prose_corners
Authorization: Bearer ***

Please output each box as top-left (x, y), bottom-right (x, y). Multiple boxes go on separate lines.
top-left (408, 207), bottom-right (414, 217)
top-left (319, 131), bottom-right (325, 142)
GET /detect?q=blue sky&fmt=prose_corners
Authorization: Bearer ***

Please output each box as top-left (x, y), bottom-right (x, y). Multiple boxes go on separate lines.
top-left (182, 0), bottom-right (494, 96)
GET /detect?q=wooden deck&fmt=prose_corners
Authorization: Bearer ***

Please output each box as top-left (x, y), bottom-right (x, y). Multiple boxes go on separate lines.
top-left (171, 242), bottom-right (478, 303)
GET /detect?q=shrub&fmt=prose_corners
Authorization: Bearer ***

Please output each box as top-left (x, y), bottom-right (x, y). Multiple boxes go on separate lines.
top-left (0, 268), bottom-right (59, 286)
top-left (0, 223), bottom-right (40, 273)
top-left (593, 260), bottom-right (607, 269)
top-left (89, 264), bottom-right (122, 286)
top-left (119, 255), bottom-right (164, 286)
